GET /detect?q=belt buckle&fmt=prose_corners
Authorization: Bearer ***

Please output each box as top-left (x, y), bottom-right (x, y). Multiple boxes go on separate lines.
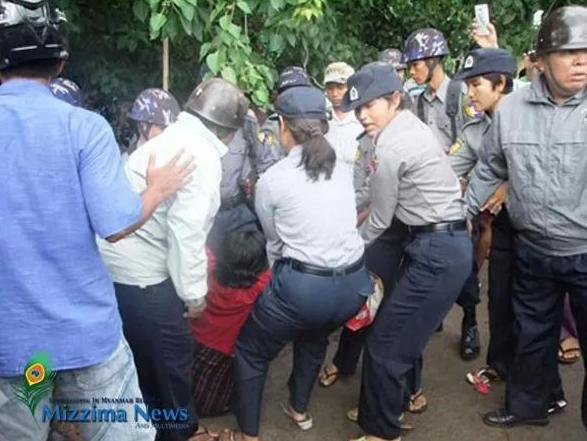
top-left (332, 266), bottom-right (346, 277)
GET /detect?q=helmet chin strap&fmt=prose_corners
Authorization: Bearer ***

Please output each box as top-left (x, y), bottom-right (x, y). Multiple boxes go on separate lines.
top-left (137, 122), bottom-right (152, 142)
top-left (424, 58), bottom-right (440, 84)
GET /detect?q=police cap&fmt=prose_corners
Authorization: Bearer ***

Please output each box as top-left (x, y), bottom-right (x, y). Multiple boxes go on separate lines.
top-left (270, 86), bottom-right (327, 121)
top-left (277, 66), bottom-right (310, 93)
top-left (341, 62), bottom-right (403, 112)
top-left (454, 48), bottom-right (517, 81)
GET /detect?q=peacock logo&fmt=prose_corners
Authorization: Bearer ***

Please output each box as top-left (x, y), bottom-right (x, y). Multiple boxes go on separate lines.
top-left (13, 353), bottom-right (56, 421)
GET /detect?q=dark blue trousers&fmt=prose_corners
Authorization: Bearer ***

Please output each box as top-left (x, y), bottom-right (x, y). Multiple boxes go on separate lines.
top-left (114, 279), bottom-right (198, 441)
top-left (486, 209), bottom-right (516, 377)
top-left (233, 260), bottom-right (373, 436)
top-left (333, 220), bottom-right (408, 376)
top-left (506, 241), bottom-right (587, 428)
top-left (358, 229), bottom-right (472, 439)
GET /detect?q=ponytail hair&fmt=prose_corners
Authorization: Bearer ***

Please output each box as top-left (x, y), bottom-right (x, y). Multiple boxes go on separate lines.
top-left (284, 118), bottom-right (336, 181)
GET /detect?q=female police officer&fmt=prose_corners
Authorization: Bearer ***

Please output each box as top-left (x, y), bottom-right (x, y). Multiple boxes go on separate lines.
top-left (341, 62), bottom-right (472, 441)
top-left (220, 86), bottom-right (374, 441)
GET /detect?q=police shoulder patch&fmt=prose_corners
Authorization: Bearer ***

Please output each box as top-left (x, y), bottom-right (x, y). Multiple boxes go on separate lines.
top-left (449, 139), bottom-right (464, 155)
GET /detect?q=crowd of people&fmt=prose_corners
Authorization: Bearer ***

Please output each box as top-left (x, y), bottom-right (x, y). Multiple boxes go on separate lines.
top-left (0, 1), bottom-right (586, 441)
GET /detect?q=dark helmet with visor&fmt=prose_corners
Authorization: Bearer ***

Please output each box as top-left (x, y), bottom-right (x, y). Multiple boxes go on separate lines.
top-left (536, 6), bottom-right (587, 54)
top-left (185, 78), bottom-right (248, 130)
top-left (0, 0), bottom-right (69, 71)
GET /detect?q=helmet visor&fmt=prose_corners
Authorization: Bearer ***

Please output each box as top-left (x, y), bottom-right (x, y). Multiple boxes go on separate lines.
top-left (0, 1), bottom-right (55, 27)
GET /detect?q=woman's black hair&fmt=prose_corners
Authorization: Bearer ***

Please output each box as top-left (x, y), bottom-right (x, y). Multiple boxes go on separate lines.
top-left (284, 118), bottom-right (336, 182)
top-left (214, 231), bottom-right (269, 289)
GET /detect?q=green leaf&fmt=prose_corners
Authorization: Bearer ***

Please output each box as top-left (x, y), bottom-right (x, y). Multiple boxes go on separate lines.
top-left (148, 0), bottom-right (160, 9)
top-left (149, 13), bottom-right (167, 33)
top-left (237, 0), bottom-right (252, 14)
top-left (199, 42), bottom-right (211, 60)
top-left (219, 15), bottom-right (231, 31)
top-left (184, 0), bottom-right (198, 5)
top-left (132, 0), bottom-right (149, 22)
top-left (164, 14), bottom-right (179, 40)
top-left (221, 66), bottom-right (237, 84)
top-left (192, 19), bottom-right (203, 41)
top-left (206, 51), bottom-right (221, 74)
top-left (253, 87), bottom-right (269, 106)
top-left (286, 33), bottom-right (296, 47)
top-left (227, 23), bottom-right (242, 39)
top-left (179, 15), bottom-right (192, 35)
top-left (173, 0), bottom-right (195, 21)
top-left (269, 0), bottom-right (284, 10)
top-left (268, 34), bottom-right (284, 53)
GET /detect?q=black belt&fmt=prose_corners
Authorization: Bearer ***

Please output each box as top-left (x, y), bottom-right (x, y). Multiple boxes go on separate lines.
top-left (220, 193), bottom-right (246, 211)
top-left (407, 220), bottom-right (467, 234)
top-left (282, 255), bottom-right (365, 277)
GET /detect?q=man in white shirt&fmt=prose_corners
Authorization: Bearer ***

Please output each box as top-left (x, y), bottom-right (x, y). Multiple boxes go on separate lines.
top-left (324, 62), bottom-right (364, 171)
top-left (99, 78), bottom-right (248, 441)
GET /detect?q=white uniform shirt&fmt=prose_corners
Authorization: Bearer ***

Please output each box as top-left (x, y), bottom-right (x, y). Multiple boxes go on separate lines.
top-left (99, 112), bottom-right (227, 303)
top-left (325, 111), bottom-right (364, 170)
top-left (255, 145), bottom-right (364, 267)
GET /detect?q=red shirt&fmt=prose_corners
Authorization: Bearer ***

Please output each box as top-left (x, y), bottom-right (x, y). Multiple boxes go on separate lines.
top-left (191, 269), bottom-right (271, 356)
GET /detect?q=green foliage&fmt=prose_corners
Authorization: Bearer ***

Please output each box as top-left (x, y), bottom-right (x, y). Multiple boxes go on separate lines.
top-left (55, 0), bottom-right (577, 137)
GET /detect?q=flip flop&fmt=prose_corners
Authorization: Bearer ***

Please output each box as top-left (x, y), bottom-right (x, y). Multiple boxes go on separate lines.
top-left (280, 401), bottom-right (313, 431)
top-left (349, 436), bottom-right (402, 441)
top-left (558, 345), bottom-right (581, 364)
top-left (408, 390), bottom-right (428, 414)
top-left (189, 427), bottom-right (220, 441)
top-left (347, 408), bottom-right (413, 431)
top-left (218, 429), bottom-right (244, 441)
top-left (347, 407), bottom-right (359, 422)
top-left (318, 366), bottom-right (339, 387)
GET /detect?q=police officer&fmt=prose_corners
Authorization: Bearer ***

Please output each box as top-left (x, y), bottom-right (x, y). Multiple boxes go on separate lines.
top-left (224, 86), bottom-right (373, 441)
top-left (448, 48), bottom-right (530, 388)
top-left (49, 77), bottom-right (84, 107)
top-left (379, 49), bottom-right (407, 79)
top-left (126, 88), bottom-right (181, 157)
top-left (465, 5), bottom-right (587, 429)
top-left (324, 61), bottom-right (362, 170)
top-left (378, 48), bottom-right (415, 108)
top-left (404, 28), bottom-right (481, 359)
top-left (342, 62), bottom-right (472, 441)
top-left (403, 28), bottom-right (476, 151)
top-left (251, 66), bottom-right (311, 177)
top-left (207, 109), bottom-right (259, 255)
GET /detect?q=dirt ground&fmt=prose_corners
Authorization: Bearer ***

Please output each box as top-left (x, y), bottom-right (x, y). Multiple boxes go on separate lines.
top-left (201, 271), bottom-right (585, 441)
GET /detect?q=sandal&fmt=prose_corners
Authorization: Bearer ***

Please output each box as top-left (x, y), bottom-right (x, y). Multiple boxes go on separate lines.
top-left (318, 364), bottom-right (339, 387)
top-left (347, 407), bottom-right (359, 422)
top-left (408, 390), bottom-right (428, 414)
top-left (347, 408), bottom-right (413, 431)
top-left (281, 401), bottom-right (313, 431)
top-left (465, 366), bottom-right (502, 385)
top-left (349, 436), bottom-right (401, 441)
top-left (189, 427), bottom-right (220, 441)
top-left (548, 398), bottom-right (568, 415)
top-left (559, 338), bottom-right (581, 364)
top-left (218, 429), bottom-right (245, 441)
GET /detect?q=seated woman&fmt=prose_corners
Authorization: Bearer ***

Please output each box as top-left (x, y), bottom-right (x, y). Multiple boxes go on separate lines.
top-left (191, 231), bottom-right (270, 417)
top-left (220, 86), bottom-right (374, 441)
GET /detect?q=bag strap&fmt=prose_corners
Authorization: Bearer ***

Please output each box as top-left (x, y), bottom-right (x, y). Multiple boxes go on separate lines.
top-left (445, 79), bottom-right (462, 144)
